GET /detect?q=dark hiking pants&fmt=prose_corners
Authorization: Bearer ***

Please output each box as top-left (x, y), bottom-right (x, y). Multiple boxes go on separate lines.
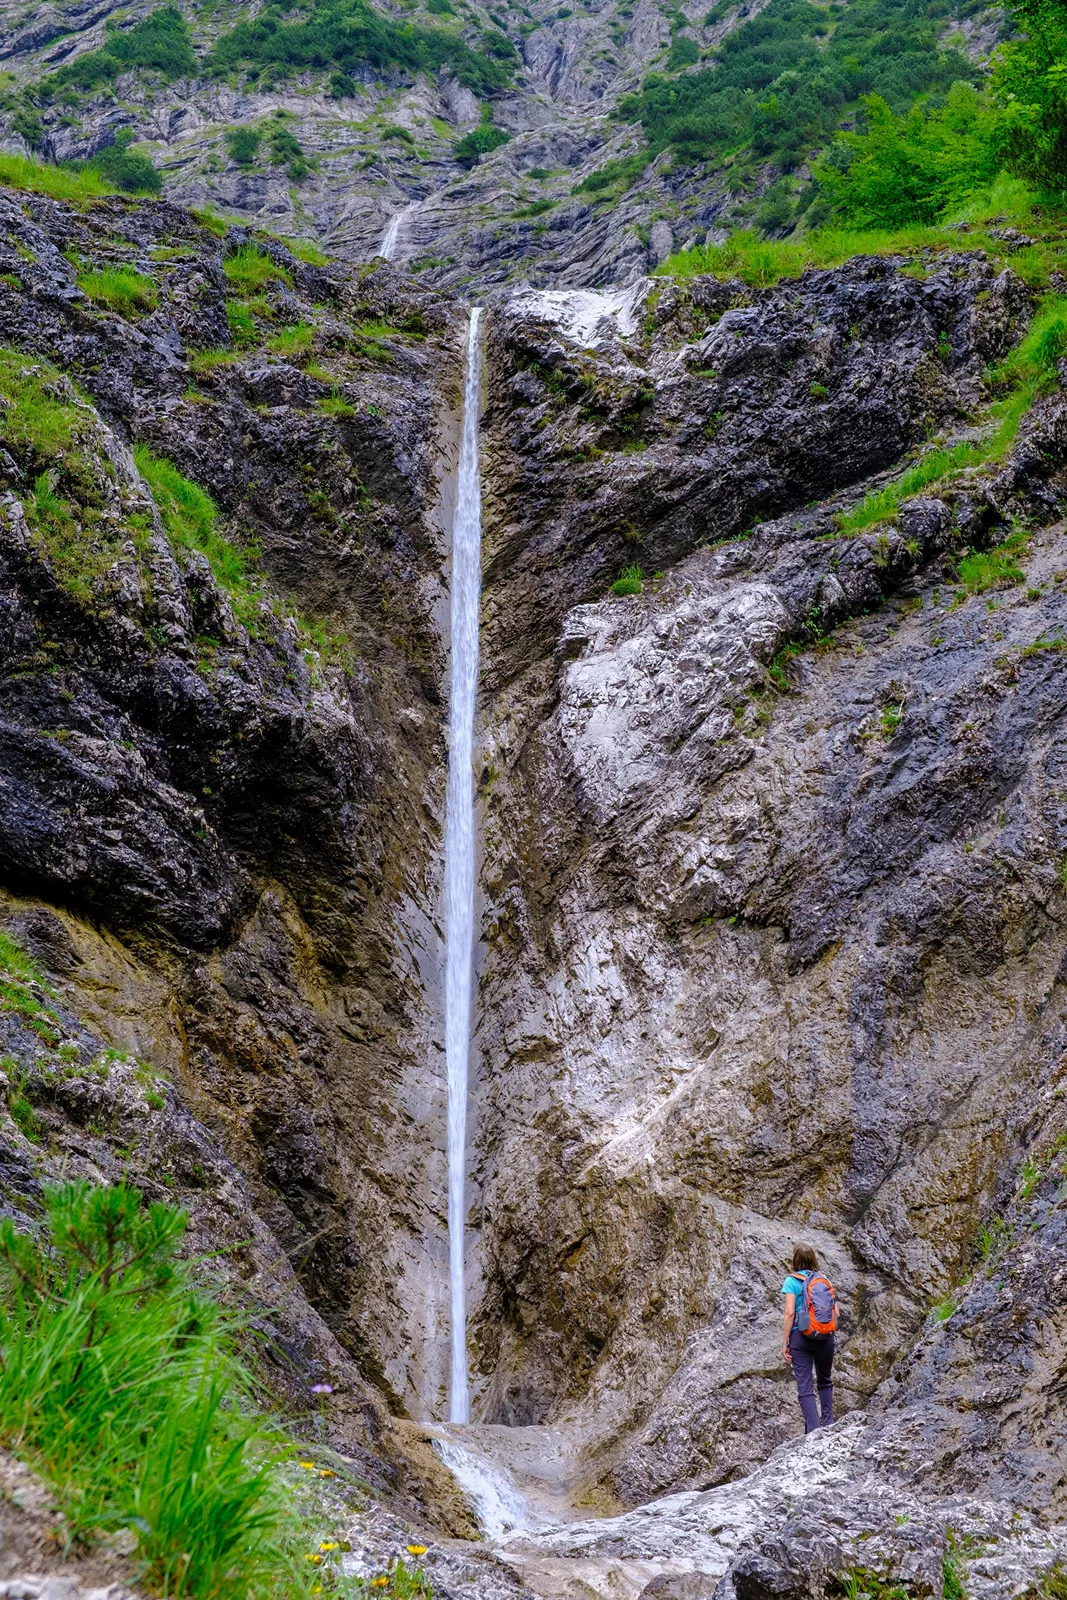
top-left (789, 1328), bottom-right (835, 1432)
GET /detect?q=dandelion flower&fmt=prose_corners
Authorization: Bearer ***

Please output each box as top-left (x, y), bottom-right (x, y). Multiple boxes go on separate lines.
top-left (320, 1542), bottom-right (340, 1552)
top-left (300, 1461), bottom-right (316, 1470)
top-left (319, 1468), bottom-right (336, 1477)
top-left (305, 1554), bottom-right (323, 1564)
top-left (406, 1546), bottom-right (428, 1556)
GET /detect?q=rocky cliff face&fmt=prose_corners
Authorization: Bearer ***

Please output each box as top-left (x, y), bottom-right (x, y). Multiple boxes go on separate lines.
top-left (467, 253), bottom-right (1067, 1510)
top-left (0, 184), bottom-right (477, 1447)
top-left (0, 0), bottom-right (792, 289)
top-left (3, 172), bottom-right (1067, 1600)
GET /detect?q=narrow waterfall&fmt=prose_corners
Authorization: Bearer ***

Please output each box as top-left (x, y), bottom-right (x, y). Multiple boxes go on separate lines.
top-left (444, 306), bottom-right (483, 1424)
top-left (379, 202), bottom-right (414, 261)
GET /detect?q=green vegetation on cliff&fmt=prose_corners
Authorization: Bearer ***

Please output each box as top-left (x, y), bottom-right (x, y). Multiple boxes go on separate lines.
top-left (42, 6), bottom-right (196, 94)
top-left (208, 0), bottom-right (517, 95)
top-left (620, 0), bottom-right (976, 171)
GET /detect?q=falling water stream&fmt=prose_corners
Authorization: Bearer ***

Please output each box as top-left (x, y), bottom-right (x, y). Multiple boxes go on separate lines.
top-left (378, 202), bottom-right (416, 261)
top-left (444, 306), bottom-right (483, 1425)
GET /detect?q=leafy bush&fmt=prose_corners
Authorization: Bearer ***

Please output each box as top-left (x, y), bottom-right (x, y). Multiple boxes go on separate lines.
top-left (135, 447), bottom-right (266, 631)
top-left (990, 0), bottom-right (1067, 194)
top-left (209, 0), bottom-right (514, 98)
top-left (0, 1181), bottom-right (331, 1598)
top-left (86, 136), bottom-right (162, 194)
top-left (227, 126), bottom-right (261, 166)
top-left (454, 122), bottom-right (510, 165)
top-left (815, 84), bottom-right (998, 227)
top-left (77, 265), bottom-right (158, 314)
top-left (44, 5), bottom-right (196, 94)
top-left (665, 33), bottom-right (699, 69)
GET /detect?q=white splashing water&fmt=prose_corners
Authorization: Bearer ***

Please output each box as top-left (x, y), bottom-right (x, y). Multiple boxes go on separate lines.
top-left (445, 306), bottom-right (483, 1425)
top-left (433, 1434), bottom-right (538, 1539)
top-left (378, 202), bottom-right (416, 261)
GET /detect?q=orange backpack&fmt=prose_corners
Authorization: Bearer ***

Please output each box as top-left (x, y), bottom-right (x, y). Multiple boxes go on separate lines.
top-left (796, 1270), bottom-right (837, 1338)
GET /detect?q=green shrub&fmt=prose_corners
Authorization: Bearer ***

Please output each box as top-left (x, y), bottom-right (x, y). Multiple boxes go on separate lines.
top-left (617, 0), bottom-right (974, 173)
top-left (135, 447), bottom-right (265, 631)
top-left (454, 122), bottom-right (510, 165)
top-left (328, 69), bottom-right (358, 95)
top-left (611, 563), bottom-right (644, 596)
top-left (224, 243), bottom-right (293, 294)
top-left (665, 33), bottom-right (699, 69)
top-left (77, 264), bottom-right (158, 314)
top-left (574, 152), bottom-right (647, 195)
top-left (227, 126), bottom-right (261, 166)
top-left (815, 85), bottom-right (998, 228)
top-left (0, 1181), bottom-right (331, 1598)
top-left (84, 130), bottom-right (162, 193)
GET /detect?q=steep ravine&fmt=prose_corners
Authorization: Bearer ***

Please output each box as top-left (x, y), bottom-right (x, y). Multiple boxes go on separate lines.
top-left (3, 181), bottom-right (1067, 1598)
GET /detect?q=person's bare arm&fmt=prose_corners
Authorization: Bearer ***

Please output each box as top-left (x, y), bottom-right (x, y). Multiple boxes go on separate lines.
top-left (782, 1294), bottom-right (795, 1363)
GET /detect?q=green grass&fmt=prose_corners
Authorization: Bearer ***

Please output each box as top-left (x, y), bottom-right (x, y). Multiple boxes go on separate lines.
top-left (188, 348), bottom-right (239, 376)
top-left (226, 300), bottom-right (259, 345)
top-left (0, 152), bottom-right (114, 204)
top-left (0, 930), bottom-right (59, 1048)
top-left (611, 563), bottom-right (644, 596)
top-left (954, 529), bottom-right (1028, 599)
top-left (223, 244), bottom-right (293, 296)
top-left (656, 189), bottom-right (1051, 290)
top-left (277, 236), bottom-right (330, 266)
top-left (0, 347), bottom-right (155, 605)
top-left (134, 447), bottom-right (265, 632)
top-left (0, 1180), bottom-right (344, 1599)
top-left (269, 322), bottom-right (315, 359)
top-left (318, 390), bottom-right (357, 417)
top-left (77, 265), bottom-right (158, 316)
top-left (833, 290), bottom-right (1067, 536)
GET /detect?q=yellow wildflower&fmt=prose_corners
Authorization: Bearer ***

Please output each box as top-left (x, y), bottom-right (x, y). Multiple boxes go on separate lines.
top-left (299, 1461), bottom-right (316, 1470)
top-left (320, 1543), bottom-right (339, 1552)
top-left (305, 1554), bottom-right (323, 1564)
top-left (406, 1547), bottom-right (428, 1557)
top-left (319, 1468), bottom-right (336, 1478)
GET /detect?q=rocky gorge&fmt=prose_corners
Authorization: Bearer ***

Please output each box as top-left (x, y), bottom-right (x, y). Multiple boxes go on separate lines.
top-left (0, 154), bottom-right (1066, 1600)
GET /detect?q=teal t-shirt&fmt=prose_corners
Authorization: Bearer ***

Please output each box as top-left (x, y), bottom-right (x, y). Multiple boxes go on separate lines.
top-left (782, 1273), bottom-right (806, 1328)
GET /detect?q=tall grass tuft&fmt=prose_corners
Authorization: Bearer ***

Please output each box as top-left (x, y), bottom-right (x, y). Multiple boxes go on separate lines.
top-left (77, 265), bottom-right (158, 315)
top-left (0, 1182), bottom-right (327, 1598)
top-left (224, 244), bottom-right (293, 296)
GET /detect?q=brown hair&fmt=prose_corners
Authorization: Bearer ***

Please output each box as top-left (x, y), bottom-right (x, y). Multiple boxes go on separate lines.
top-left (792, 1243), bottom-right (819, 1272)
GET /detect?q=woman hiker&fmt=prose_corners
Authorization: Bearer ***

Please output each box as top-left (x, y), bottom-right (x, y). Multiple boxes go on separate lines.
top-left (781, 1243), bottom-right (836, 1432)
